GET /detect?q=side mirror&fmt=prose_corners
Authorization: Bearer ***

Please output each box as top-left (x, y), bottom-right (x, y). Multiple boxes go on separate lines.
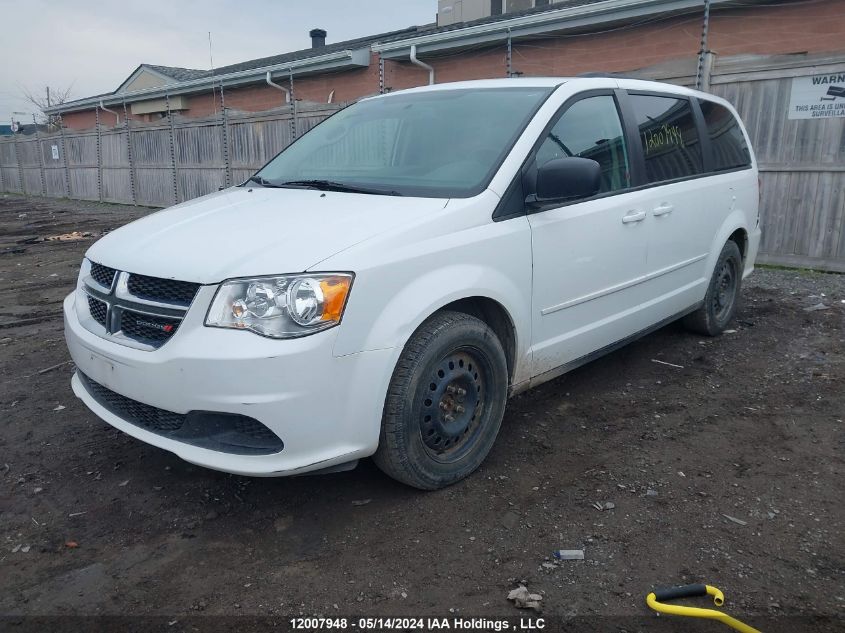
top-left (532, 157), bottom-right (601, 204)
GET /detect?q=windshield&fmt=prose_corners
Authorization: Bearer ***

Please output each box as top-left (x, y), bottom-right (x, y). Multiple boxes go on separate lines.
top-left (253, 87), bottom-right (553, 198)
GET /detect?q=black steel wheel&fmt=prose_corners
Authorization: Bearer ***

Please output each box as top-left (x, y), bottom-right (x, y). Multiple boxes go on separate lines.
top-left (684, 240), bottom-right (743, 336)
top-left (419, 348), bottom-right (489, 463)
top-left (711, 258), bottom-right (737, 323)
top-left (374, 310), bottom-right (508, 490)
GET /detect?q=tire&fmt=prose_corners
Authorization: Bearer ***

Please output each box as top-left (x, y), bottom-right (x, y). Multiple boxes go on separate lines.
top-left (683, 240), bottom-right (743, 336)
top-left (373, 310), bottom-right (509, 490)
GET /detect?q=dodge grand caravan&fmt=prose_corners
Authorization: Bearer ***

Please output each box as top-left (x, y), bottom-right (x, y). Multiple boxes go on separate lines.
top-left (64, 77), bottom-right (760, 489)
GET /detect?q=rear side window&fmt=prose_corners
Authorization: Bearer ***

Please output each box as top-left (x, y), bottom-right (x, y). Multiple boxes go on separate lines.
top-left (699, 99), bottom-right (752, 171)
top-left (629, 95), bottom-right (704, 183)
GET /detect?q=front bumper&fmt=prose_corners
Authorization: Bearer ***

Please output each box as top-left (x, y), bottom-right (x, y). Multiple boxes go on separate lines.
top-left (64, 290), bottom-right (395, 476)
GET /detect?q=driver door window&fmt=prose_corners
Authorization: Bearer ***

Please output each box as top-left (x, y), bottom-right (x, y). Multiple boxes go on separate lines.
top-left (535, 95), bottom-right (631, 194)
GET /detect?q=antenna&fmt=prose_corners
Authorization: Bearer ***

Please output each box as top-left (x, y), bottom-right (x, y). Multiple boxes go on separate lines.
top-left (208, 31), bottom-right (218, 116)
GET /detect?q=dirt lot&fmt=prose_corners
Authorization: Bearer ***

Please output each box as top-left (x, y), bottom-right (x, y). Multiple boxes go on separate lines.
top-left (0, 194), bottom-right (843, 632)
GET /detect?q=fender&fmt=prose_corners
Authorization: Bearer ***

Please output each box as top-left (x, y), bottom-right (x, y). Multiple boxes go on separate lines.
top-left (705, 210), bottom-right (750, 284)
top-left (336, 262), bottom-right (533, 384)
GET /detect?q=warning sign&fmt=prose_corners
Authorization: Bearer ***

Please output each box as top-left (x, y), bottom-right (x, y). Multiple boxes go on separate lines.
top-left (788, 73), bottom-right (845, 119)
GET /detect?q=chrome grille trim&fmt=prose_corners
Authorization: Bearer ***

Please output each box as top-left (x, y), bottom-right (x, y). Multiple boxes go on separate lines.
top-left (79, 269), bottom-right (198, 351)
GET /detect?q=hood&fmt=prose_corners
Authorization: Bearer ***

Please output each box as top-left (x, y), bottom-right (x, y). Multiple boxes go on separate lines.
top-left (86, 187), bottom-right (448, 283)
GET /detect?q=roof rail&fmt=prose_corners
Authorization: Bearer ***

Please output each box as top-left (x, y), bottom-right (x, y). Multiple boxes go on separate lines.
top-left (577, 72), bottom-right (644, 80)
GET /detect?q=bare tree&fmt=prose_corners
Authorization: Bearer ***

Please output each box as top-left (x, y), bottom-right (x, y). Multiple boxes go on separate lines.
top-left (20, 84), bottom-right (74, 130)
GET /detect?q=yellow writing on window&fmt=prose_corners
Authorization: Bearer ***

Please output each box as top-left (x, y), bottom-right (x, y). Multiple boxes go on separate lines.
top-left (643, 124), bottom-right (684, 154)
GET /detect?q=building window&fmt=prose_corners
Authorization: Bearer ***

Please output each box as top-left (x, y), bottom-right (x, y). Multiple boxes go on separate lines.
top-left (491, 0), bottom-right (502, 15)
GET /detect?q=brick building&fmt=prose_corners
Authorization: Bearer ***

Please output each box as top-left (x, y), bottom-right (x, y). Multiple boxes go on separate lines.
top-left (48, 0), bottom-right (845, 130)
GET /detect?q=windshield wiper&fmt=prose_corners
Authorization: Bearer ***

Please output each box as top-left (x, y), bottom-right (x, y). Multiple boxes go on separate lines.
top-left (245, 175), bottom-right (286, 188)
top-left (279, 179), bottom-right (403, 196)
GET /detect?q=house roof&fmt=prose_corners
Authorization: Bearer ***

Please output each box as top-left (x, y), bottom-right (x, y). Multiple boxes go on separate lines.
top-left (145, 64), bottom-right (209, 82)
top-left (49, 24), bottom-right (432, 113)
top-left (372, 0), bottom-right (735, 56)
top-left (206, 25), bottom-right (433, 76)
top-left (143, 24), bottom-right (436, 82)
top-left (376, 0), bottom-right (612, 45)
top-left (47, 0), bottom-right (752, 115)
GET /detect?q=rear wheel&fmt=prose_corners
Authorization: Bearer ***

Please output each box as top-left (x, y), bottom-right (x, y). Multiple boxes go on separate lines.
top-left (683, 240), bottom-right (743, 336)
top-left (373, 311), bottom-right (508, 490)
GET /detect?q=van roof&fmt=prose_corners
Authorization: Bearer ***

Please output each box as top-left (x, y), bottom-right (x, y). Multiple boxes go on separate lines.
top-left (379, 77), bottom-right (714, 101)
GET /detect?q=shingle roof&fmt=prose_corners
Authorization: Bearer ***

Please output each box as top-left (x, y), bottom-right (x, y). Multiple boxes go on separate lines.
top-left (186, 0), bottom-right (615, 70)
top-left (137, 1), bottom-right (617, 81)
top-left (50, 0), bottom-right (663, 112)
top-left (206, 25), bottom-right (432, 76)
top-left (374, 0), bottom-right (616, 45)
top-left (145, 64), bottom-right (209, 82)
top-left (140, 24), bottom-right (439, 86)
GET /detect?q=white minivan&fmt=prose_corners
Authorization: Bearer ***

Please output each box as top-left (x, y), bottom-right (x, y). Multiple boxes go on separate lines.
top-left (64, 77), bottom-right (760, 489)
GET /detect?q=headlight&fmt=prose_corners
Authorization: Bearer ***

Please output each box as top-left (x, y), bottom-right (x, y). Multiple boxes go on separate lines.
top-left (205, 273), bottom-right (353, 339)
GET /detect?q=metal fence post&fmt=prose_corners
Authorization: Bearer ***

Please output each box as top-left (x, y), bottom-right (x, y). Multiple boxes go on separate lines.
top-left (58, 115), bottom-right (72, 198)
top-left (506, 28), bottom-right (513, 77)
top-left (695, 0), bottom-right (712, 90)
top-left (221, 107), bottom-right (232, 188)
top-left (166, 93), bottom-right (179, 204)
top-left (13, 133), bottom-right (24, 194)
top-left (0, 141), bottom-right (5, 193)
top-left (122, 101), bottom-right (137, 205)
top-left (215, 76), bottom-right (232, 189)
top-left (95, 108), bottom-right (103, 202)
top-left (700, 51), bottom-right (715, 92)
top-left (289, 70), bottom-right (298, 142)
top-left (33, 117), bottom-right (46, 196)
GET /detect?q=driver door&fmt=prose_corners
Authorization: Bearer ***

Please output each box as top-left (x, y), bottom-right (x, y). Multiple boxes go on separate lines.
top-left (528, 92), bottom-right (652, 379)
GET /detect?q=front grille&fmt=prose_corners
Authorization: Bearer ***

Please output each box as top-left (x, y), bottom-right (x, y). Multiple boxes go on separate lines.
top-left (127, 273), bottom-right (199, 306)
top-left (79, 372), bottom-right (185, 432)
top-left (78, 372), bottom-right (284, 455)
top-left (120, 310), bottom-right (180, 343)
top-left (90, 262), bottom-right (117, 288)
top-left (81, 265), bottom-right (200, 350)
top-left (87, 295), bottom-right (108, 327)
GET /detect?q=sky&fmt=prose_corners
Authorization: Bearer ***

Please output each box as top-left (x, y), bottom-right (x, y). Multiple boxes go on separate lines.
top-left (0, 0), bottom-right (435, 123)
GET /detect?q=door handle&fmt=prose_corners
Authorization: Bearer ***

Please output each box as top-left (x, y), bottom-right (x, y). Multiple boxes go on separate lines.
top-left (653, 203), bottom-right (674, 217)
top-left (622, 210), bottom-right (647, 224)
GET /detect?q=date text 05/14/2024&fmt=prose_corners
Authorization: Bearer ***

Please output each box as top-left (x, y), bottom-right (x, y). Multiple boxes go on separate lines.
top-left (289, 617), bottom-right (546, 631)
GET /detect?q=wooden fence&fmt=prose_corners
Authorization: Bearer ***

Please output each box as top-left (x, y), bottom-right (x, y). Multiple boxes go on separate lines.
top-left (632, 51), bottom-right (845, 272)
top-left (711, 55), bottom-right (845, 272)
top-left (0, 103), bottom-right (341, 208)
top-left (1, 50), bottom-right (844, 271)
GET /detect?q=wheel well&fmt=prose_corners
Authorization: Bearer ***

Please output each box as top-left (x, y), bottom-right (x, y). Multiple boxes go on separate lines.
top-left (728, 228), bottom-right (748, 261)
top-left (439, 297), bottom-right (517, 384)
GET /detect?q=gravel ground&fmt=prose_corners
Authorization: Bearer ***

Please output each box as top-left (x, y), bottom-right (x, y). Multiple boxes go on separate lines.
top-left (1, 194), bottom-right (843, 633)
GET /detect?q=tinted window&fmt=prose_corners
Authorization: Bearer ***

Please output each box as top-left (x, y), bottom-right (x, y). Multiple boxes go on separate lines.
top-left (629, 95), bottom-right (703, 183)
top-left (535, 95), bottom-right (630, 194)
top-left (699, 99), bottom-right (752, 171)
top-left (255, 87), bottom-right (552, 199)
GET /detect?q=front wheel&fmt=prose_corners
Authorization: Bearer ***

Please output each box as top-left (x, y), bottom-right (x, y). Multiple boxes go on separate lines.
top-left (683, 240), bottom-right (743, 336)
top-left (373, 311), bottom-right (509, 490)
